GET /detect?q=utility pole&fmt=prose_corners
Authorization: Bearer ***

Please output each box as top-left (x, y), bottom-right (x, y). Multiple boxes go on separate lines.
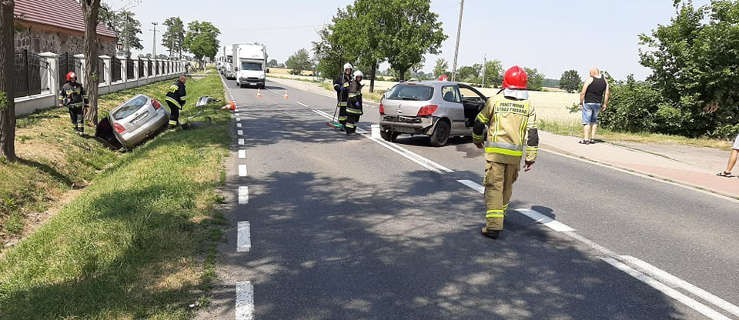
top-left (482, 54), bottom-right (487, 88)
top-left (151, 22), bottom-right (158, 57)
top-left (451, 0), bottom-right (464, 82)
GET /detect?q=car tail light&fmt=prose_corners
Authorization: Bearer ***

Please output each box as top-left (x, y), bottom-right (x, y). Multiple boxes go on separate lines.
top-left (379, 102), bottom-right (385, 115)
top-left (417, 105), bottom-right (438, 116)
top-left (113, 122), bottom-right (126, 134)
top-left (151, 99), bottom-right (162, 109)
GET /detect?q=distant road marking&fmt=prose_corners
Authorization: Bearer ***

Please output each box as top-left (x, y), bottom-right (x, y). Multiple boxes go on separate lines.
top-left (238, 149), bottom-right (246, 159)
top-left (302, 103), bottom-right (453, 173)
top-left (237, 122), bottom-right (242, 128)
top-left (236, 117), bottom-right (241, 122)
top-left (602, 257), bottom-right (731, 320)
top-left (238, 138), bottom-right (244, 145)
top-left (237, 130), bottom-right (244, 136)
top-left (238, 186), bottom-right (249, 204)
top-left (235, 281), bottom-right (254, 320)
top-left (237, 221), bottom-right (251, 252)
top-left (239, 164), bottom-right (247, 177)
top-left (620, 255), bottom-right (739, 318)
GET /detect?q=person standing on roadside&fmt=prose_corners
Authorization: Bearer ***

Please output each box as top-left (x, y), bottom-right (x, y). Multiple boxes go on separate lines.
top-left (165, 75), bottom-right (187, 128)
top-left (58, 72), bottom-right (88, 135)
top-left (717, 133), bottom-right (739, 178)
top-left (472, 66), bottom-right (539, 239)
top-left (344, 70), bottom-right (364, 134)
top-left (333, 63), bottom-right (353, 127)
top-left (579, 68), bottom-right (609, 144)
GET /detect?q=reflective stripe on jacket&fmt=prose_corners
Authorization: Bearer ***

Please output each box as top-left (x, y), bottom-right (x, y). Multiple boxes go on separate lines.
top-left (475, 93), bottom-right (538, 164)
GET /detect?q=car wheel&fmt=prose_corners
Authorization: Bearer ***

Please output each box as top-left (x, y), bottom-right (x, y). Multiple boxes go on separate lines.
top-left (380, 130), bottom-right (399, 142)
top-left (430, 119), bottom-right (450, 147)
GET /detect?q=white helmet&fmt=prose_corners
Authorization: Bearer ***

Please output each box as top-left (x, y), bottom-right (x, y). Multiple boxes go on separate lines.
top-left (353, 70), bottom-right (363, 78)
top-left (343, 63), bottom-right (353, 71)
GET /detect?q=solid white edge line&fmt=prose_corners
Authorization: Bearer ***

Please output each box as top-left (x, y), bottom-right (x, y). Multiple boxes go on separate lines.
top-left (601, 257), bottom-right (731, 320)
top-left (235, 281), bottom-right (254, 320)
top-left (542, 148), bottom-right (739, 204)
top-left (238, 149), bottom-right (246, 159)
top-left (237, 221), bottom-right (251, 253)
top-left (238, 138), bottom-right (244, 145)
top-left (238, 186), bottom-right (249, 204)
top-left (238, 164), bottom-right (247, 177)
top-left (237, 130), bottom-right (244, 136)
top-left (620, 255), bottom-right (739, 317)
top-left (306, 105), bottom-right (453, 173)
top-left (515, 208), bottom-right (576, 232)
top-left (457, 179), bottom-right (484, 194)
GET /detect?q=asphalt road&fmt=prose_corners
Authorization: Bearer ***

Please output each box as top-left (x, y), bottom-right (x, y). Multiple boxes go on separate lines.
top-left (202, 77), bottom-right (738, 320)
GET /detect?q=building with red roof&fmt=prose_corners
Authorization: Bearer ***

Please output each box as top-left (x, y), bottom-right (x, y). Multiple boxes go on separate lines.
top-left (14, 0), bottom-right (118, 56)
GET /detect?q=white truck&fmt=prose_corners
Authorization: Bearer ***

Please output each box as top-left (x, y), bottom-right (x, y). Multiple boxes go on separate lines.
top-left (232, 43), bottom-right (267, 89)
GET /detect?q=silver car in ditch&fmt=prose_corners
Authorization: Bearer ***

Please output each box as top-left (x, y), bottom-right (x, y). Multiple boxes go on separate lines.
top-left (109, 94), bottom-right (169, 148)
top-left (379, 81), bottom-right (488, 146)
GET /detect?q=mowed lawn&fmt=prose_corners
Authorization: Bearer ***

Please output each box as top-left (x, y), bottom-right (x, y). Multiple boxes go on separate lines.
top-left (0, 70), bottom-right (232, 319)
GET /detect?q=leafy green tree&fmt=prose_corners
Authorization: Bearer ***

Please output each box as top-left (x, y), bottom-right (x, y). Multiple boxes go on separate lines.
top-left (433, 58), bottom-right (448, 78)
top-left (286, 49), bottom-right (313, 75)
top-left (481, 59), bottom-right (503, 87)
top-left (524, 67), bottom-right (545, 91)
top-left (457, 64), bottom-right (481, 83)
top-left (184, 21), bottom-right (220, 61)
top-left (313, 8), bottom-right (352, 80)
top-left (267, 59), bottom-right (279, 68)
top-left (162, 17), bottom-right (185, 58)
top-left (116, 10), bottom-right (143, 57)
top-left (638, 0), bottom-right (739, 137)
top-left (559, 70), bottom-right (582, 93)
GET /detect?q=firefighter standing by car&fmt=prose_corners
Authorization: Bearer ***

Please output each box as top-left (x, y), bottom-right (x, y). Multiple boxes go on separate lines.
top-left (333, 63), bottom-right (353, 127)
top-left (57, 72), bottom-right (88, 135)
top-left (165, 75), bottom-right (187, 128)
top-left (472, 66), bottom-right (539, 239)
top-left (344, 70), bottom-right (364, 134)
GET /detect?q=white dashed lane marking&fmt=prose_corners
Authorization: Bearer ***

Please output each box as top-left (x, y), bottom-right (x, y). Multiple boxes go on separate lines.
top-left (235, 281), bottom-right (254, 320)
top-left (238, 186), bottom-right (249, 204)
top-left (238, 150), bottom-right (246, 159)
top-left (239, 165), bottom-right (247, 177)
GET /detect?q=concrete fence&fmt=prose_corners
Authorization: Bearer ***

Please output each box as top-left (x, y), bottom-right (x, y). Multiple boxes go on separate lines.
top-left (14, 52), bottom-right (187, 116)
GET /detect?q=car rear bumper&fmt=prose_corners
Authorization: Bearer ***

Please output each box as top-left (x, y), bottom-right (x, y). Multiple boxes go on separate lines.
top-left (115, 110), bottom-right (168, 148)
top-left (380, 115), bottom-right (434, 134)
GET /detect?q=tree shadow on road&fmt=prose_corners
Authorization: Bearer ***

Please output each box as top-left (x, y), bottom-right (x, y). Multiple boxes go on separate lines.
top-left (206, 169), bottom-right (686, 320)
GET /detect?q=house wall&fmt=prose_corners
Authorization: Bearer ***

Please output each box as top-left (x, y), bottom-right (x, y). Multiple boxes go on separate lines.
top-left (14, 21), bottom-right (116, 56)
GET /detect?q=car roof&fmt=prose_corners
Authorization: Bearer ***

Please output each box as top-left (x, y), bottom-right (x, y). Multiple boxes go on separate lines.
top-left (396, 80), bottom-right (459, 88)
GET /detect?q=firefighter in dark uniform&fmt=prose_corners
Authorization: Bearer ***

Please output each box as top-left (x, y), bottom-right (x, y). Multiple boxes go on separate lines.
top-left (344, 70), bottom-right (364, 134)
top-left (333, 63), bottom-right (353, 127)
top-left (57, 71), bottom-right (88, 135)
top-left (165, 75), bottom-right (187, 128)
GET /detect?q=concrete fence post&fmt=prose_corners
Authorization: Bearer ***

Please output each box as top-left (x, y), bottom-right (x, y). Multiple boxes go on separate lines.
top-left (99, 55), bottom-right (111, 94)
top-left (38, 52), bottom-right (59, 95)
top-left (74, 54), bottom-right (85, 85)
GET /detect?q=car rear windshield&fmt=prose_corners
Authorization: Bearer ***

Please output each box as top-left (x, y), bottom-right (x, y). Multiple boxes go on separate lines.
top-left (112, 95), bottom-right (148, 120)
top-left (386, 84), bottom-right (434, 101)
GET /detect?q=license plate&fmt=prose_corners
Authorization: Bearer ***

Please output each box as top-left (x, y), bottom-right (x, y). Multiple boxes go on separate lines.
top-left (133, 111), bottom-right (149, 123)
top-left (249, 83), bottom-right (257, 86)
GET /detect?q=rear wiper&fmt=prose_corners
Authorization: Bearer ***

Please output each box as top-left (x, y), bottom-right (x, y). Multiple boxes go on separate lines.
top-left (400, 97), bottom-right (418, 101)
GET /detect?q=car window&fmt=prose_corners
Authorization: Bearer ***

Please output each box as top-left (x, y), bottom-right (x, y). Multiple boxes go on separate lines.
top-left (386, 85), bottom-right (434, 101)
top-left (241, 62), bottom-right (262, 71)
top-left (459, 87), bottom-right (483, 100)
top-left (112, 95), bottom-right (148, 120)
top-left (442, 86), bottom-right (461, 103)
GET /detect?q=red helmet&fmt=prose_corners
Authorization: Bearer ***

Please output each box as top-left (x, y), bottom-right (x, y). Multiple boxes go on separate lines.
top-left (502, 66), bottom-right (527, 89)
top-left (65, 71), bottom-right (77, 82)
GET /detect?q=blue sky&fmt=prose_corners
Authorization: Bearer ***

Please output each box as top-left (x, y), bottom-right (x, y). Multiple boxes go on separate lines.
top-left (105, 0), bottom-right (702, 80)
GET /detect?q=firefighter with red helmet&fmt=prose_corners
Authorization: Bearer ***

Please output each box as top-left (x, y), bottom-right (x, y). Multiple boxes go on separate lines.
top-left (472, 66), bottom-right (539, 239)
top-left (57, 71), bottom-right (88, 135)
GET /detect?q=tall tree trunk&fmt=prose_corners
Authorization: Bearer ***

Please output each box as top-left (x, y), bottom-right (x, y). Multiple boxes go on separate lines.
top-left (0, 0), bottom-right (16, 162)
top-left (369, 61), bottom-right (376, 93)
top-left (81, 0), bottom-right (100, 126)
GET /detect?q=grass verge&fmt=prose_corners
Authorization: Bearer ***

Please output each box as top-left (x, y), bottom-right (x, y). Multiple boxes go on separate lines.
top-left (539, 119), bottom-right (733, 150)
top-left (0, 70), bottom-right (231, 319)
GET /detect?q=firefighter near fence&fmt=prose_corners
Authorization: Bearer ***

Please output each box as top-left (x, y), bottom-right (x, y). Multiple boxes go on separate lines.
top-left (57, 72), bottom-right (88, 135)
top-left (165, 75), bottom-right (188, 128)
top-left (472, 66), bottom-right (539, 239)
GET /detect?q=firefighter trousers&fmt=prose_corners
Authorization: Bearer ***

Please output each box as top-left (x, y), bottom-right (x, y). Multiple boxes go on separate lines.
top-left (345, 102), bottom-right (363, 133)
top-left (337, 100), bottom-right (348, 125)
top-left (166, 100), bottom-right (180, 126)
top-left (483, 160), bottom-right (520, 230)
top-left (67, 105), bottom-right (84, 133)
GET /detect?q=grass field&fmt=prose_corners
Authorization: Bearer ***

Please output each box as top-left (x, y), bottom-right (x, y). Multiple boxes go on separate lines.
top-left (0, 70), bottom-right (231, 319)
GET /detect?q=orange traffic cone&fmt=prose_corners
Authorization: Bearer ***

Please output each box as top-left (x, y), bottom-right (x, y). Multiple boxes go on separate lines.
top-left (230, 100), bottom-right (236, 111)
top-left (283, 91), bottom-right (288, 100)
top-left (256, 88), bottom-right (262, 98)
